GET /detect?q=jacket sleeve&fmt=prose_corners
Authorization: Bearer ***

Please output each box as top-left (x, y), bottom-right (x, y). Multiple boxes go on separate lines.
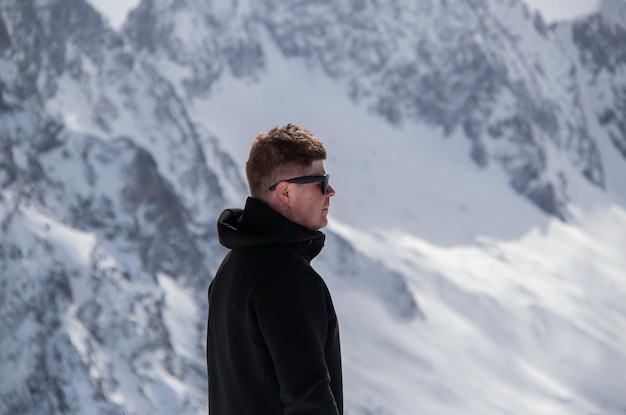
top-left (252, 270), bottom-right (340, 415)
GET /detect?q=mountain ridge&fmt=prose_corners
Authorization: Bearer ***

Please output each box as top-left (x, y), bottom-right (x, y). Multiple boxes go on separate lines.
top-left (119, 0), bottom-right (626, 220)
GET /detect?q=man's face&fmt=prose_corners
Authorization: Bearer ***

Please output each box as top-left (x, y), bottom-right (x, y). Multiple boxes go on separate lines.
top-left (285, 159), bottom-right (336, 231)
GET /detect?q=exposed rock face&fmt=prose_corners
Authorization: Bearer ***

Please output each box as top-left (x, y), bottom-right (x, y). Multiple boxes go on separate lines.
top-left (570, 0), bottom-right (626, 161)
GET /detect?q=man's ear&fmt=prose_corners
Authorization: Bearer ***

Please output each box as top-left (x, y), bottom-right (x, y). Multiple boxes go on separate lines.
top-left (275, 182), bottom-right (290, 205)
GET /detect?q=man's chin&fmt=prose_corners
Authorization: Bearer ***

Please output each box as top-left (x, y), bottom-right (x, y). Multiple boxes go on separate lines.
top-left (317, 217), bottom-right (329, 230)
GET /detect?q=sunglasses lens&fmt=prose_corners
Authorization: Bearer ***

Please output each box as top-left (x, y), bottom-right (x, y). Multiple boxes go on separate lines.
top-left (322, 175), bottom-right (329, 195)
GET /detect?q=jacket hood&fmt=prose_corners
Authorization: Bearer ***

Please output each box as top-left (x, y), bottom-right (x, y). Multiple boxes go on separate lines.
top-left (217, 197), bottom-right (325, 257)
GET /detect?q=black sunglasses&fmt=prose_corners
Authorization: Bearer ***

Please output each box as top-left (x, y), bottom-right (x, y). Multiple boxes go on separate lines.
top-left (268, 174), bottom-right (330, 195)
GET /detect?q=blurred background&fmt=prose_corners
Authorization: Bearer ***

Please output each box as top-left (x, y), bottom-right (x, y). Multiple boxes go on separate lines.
top-left (1, 0), bottom-right (625, 414)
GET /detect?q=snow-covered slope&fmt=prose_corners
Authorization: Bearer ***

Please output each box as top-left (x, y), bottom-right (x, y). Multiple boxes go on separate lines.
top-left (323, 203), bottom-right (626, 415)
top-left (0, 0), bottom-right (625, 414)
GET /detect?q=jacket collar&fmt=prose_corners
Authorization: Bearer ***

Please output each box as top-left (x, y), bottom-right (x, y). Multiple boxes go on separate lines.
top-left (217, 197), bottom-right (325, 260)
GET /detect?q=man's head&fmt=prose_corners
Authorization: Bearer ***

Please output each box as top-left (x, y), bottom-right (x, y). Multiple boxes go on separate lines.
top-left (246, 124), bottom-right (336, 230)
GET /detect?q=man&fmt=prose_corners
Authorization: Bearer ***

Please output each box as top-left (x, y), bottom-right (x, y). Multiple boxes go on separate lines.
top-left (207, 124), bottom-right (342, 415)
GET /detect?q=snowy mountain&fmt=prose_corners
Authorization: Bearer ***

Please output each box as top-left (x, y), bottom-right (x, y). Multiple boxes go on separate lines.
top-left (0, 0), bottom-right (625, 414)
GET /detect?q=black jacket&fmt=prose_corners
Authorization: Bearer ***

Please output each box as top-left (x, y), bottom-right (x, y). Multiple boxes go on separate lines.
top-left (207, 197), bottom-right (343, 415)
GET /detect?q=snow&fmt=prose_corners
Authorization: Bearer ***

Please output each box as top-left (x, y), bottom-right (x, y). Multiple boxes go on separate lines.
top-left (158, 273), bottom-right (200, 359)
top-left (87, 0), bottom-right (141, 30)
top-left (324, 203), bottom-right (626, 415)
top-left (19, 204), bottom-right (96, 266)
top-left (520, 0), bottom-right (601, 23)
